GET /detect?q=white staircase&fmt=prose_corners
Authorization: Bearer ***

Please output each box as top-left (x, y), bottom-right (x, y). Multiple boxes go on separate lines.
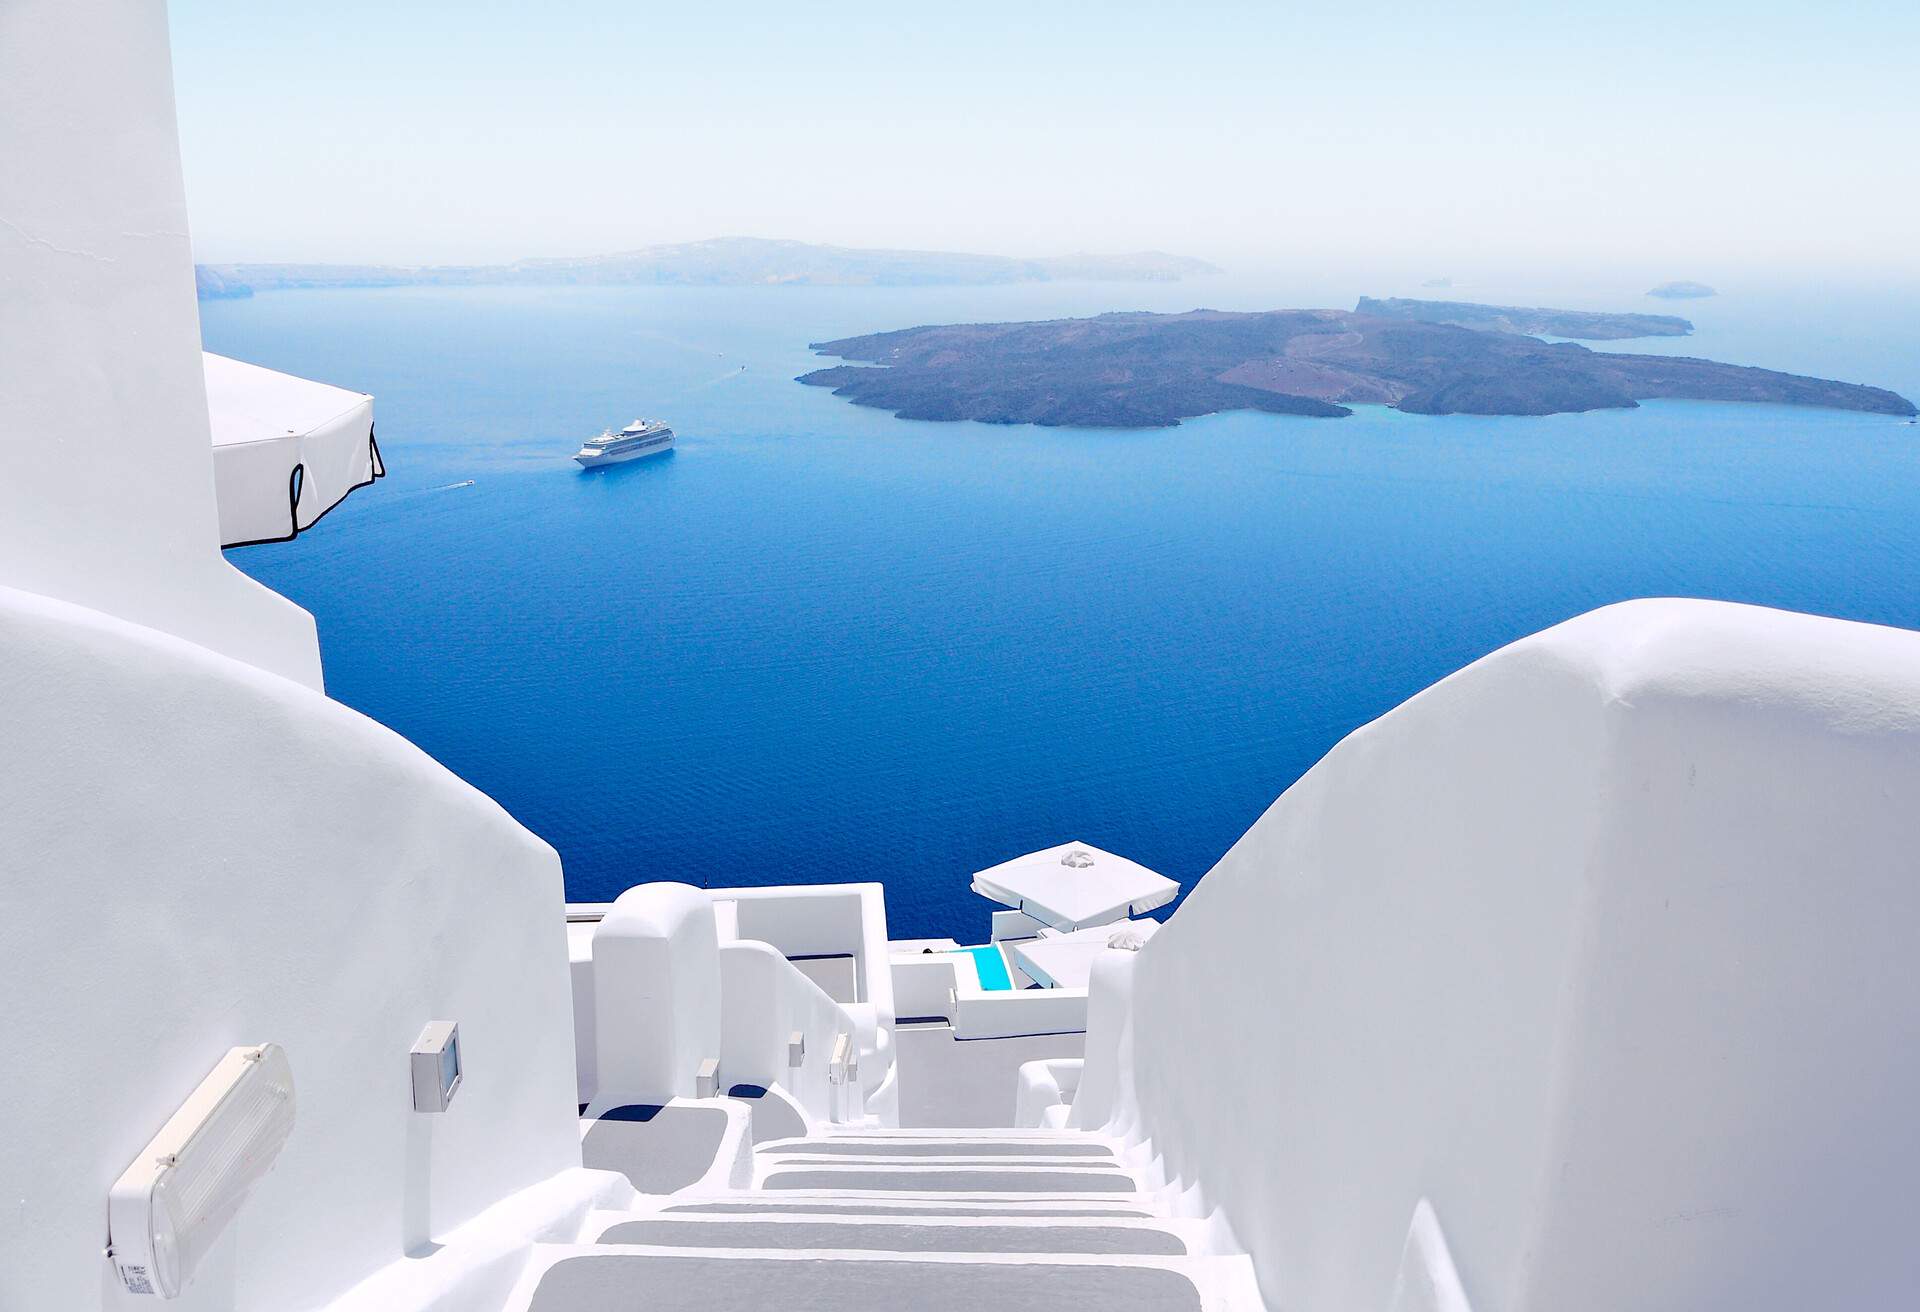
top-left (530, 887), bottom-right (1259, 1306)
top-left (512, 1124), bottom-right (1262, 1311)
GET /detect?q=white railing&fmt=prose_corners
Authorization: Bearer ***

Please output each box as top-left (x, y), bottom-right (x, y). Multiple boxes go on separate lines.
top-left (718, 940), bottom-right (861, 1127)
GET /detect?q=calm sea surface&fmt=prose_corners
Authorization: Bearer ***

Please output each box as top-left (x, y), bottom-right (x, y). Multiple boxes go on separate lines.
top-left (206, 277), bottom-right (1920, 939)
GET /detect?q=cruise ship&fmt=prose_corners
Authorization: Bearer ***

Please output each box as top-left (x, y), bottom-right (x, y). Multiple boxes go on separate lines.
top-left (8, 6), bottom-right (1920, 1312)
top-left (574, 419), bottom-right (674, 468)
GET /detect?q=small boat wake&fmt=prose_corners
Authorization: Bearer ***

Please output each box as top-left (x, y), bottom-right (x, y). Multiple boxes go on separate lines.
top-left (683, 363), bottom-right (750, 394)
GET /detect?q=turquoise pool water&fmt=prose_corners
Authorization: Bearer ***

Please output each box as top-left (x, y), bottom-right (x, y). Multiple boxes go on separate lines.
top-left (960, 945), bottom-right (1014, 991)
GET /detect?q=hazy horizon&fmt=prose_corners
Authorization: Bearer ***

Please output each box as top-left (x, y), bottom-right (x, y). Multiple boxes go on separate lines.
top-left (170, 1), bottom-right (1918, 281)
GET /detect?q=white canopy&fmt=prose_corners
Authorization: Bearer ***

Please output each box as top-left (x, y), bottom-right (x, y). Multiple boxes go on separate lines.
top-left (206, 352), bottom-right (380, 547)
top-left (1008, 919), bottom-right (1162, 989)
top-left (970, 840), bottom-right (1178, 932)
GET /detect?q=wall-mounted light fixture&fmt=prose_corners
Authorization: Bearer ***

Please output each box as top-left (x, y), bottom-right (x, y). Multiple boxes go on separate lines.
top-left (410, 1022), bottom-right (462, 1114)
top-left (828, 1031), bottom-right (855, 1086)
top-left (108, 1044), bottom-right (296, 1298)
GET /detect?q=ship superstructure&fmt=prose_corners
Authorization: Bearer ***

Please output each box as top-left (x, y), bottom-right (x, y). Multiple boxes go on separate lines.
top-left (574, 419), bottom-right (673, 467)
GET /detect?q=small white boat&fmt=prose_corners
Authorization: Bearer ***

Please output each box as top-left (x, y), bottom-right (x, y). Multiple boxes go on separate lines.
top-left (575, 419), bottom-right (674, 467)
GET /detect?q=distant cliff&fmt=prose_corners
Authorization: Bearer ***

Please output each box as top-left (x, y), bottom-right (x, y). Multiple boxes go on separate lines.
top-left (193, 265), bottom-right (252, 300)
top-left (799, 305), bottom-right (1916, 428)
top-left (195, 237), bottom-right (1219, 298)
top-left (1356, 296), bottom-right (1691, 340)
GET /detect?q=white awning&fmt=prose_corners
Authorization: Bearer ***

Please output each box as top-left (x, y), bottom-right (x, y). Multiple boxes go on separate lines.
top-left (1007, 919), bottom-right (1162, 989)
top-left (206, 352), bottom-right (381, 547)
top-left (970, 840), bottom-right (1178, 932)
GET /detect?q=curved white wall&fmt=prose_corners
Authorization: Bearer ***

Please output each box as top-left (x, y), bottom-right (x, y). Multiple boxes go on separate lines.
top-left (591, 883), bottom-right (722, 1107)
top-left (0, 0), bottom-right (321, 688)
top-left (1125, 599), bottom-right (1920, 1310)
top-left (0, 585), bottom-right (581, 1311)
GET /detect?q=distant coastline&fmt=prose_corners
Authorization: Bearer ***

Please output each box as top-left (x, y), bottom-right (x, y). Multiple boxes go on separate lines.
top-left (194, 266), bottom-right (252, 300)
top-left (193, 236), bottom-right (1219, 299)
top-left (799, 298), bottom-right (1917, 427)
top-left (1355, 296), bottom-right (1692, 341)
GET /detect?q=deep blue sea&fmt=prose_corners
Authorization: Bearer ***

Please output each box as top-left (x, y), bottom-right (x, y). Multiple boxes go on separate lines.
top-left (205, 276), bottom-right (1920, 940)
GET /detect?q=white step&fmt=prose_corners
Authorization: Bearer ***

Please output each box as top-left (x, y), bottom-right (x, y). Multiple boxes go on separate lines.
top-left (512, 1244), bottom-right (1263, 1312)
top-left (583, 1210), bottom-right (1198, 1255)
top-left (662, 1192), bottom-right (1156, 1218)
top-left (760, 1136), bottom-right (1115, 1159)
top-left (755, 1161), bottom-right (1139, 1193)
top-left (790, 1127), bottom-right (1115, 1139)
top-left (578, 1099), bottom-right (749, 1196)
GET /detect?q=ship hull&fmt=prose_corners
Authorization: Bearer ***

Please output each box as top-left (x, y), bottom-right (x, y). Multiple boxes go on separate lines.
top-left (574, 435), bottom-right (674, 468)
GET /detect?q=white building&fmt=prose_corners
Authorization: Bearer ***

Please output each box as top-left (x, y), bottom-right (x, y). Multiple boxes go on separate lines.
top-left (5, 4), bottom-right (1920, 1310)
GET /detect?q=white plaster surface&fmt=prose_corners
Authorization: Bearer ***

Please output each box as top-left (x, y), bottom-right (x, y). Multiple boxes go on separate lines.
top-left (663, 1199), bottom-right (1152, 1217)
top-left (326, 1169), bottom-right (634, 1312)
top-left (1015, 1059), bottom-right (1081, 1129)
top-left (760, 1138), bottom-right (1113, 1159)
top-left (1389, 1200), bottom-right (1473, 1312)
top-left (579, 1101), bottom-right (748, 1196)
top-left (0, 0), bottom-right (321, 687)
top-left (891, 952), bottom-right (961, 1020)
top-left (716, 883), bottom-right (898, 1114)
top-left (1121, 599), bottom-right (1920, 1310)
top-left (1067, 950), bottom-right (1135, 1131)
top-left (589, 1215), bottom-right (1189, 1254)
top-left (0, 584), bottom-right (582, 1311)
top-left (896, 1026), bottom-right (1087, 1127)
top-left (579, 885), bottom-right (899, 1120)
top-left (953, 983), bottom-right (1089, 1039)
top-left (591, 885), bottom-right (722, 1108)
top-left (511, 1245), bottom-right (1257, 1312)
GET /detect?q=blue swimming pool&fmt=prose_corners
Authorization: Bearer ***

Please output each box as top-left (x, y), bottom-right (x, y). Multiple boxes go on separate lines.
top-left (959, 945), bottom-right (1013, 991)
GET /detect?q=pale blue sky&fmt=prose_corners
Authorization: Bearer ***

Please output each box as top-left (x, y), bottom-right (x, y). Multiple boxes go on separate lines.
top-left (170, 1), bottom-right (1918, 277)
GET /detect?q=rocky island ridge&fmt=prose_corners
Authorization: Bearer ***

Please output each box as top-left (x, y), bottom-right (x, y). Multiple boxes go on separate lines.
top-left (798, 299), bottom-right (1915, 428)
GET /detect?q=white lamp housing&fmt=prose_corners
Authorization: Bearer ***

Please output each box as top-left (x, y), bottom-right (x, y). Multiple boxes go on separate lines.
top-left (828, 1031), bottom-right (855, 1086)
top-left (409, 1021), bottom-right (462, 1113)
top-left (108, 1044), bottom-right (296, 1298)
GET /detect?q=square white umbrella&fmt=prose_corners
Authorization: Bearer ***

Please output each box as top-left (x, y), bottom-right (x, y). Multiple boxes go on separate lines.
top-left (206, 352), bottom-right (381, 548)
top-left (970, 840), bottom-right (1178, 932)
top-left (1008, 919), bottom-right (1161, 989)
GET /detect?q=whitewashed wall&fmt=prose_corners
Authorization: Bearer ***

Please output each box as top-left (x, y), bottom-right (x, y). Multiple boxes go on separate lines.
top-left (0, 0), bottom-right (321, 688)
top-left (0, 585), bottom-right (583, 1311)
top-left (1126, 599), bottom-right (1920, 1310)
top-left (591, 884), bottom-right (723, 1107)
top-left (719, 940), bottom-right (853, 1124)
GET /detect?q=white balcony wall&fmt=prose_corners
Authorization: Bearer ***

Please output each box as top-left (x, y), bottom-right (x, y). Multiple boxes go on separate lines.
top-left (1120, 599), bottom-right (1920, 1311)
top-left (890, 953), bottom-right (960, 1021)
top-left (0, 584), bottom-right (582, 1312)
